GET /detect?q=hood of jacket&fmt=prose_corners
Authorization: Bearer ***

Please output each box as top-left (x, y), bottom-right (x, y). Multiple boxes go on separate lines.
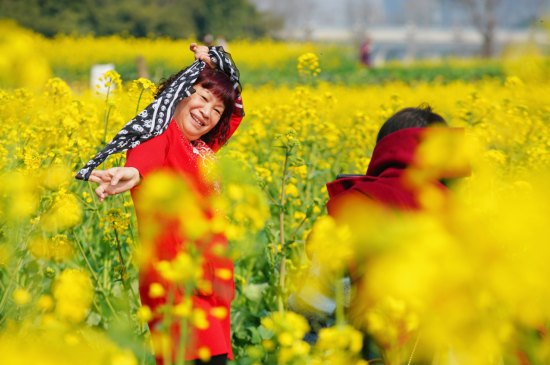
top-left (326, 127), bottom-right (470, 205)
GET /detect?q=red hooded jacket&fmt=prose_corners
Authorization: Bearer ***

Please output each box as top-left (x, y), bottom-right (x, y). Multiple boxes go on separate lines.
top-left (326, 127), bottom-right (468, 215)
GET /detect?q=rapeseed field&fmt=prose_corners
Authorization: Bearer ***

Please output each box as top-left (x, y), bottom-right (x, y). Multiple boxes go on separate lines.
top-left (1, 21), bottom-right (550, 365)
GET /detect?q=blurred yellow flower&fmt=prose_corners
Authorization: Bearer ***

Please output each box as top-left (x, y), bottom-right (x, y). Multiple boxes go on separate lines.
top-left (13, 289), bottom-right (31, 306)
top-left (110, 348), bottom-right (138, 365)
top-left (137, 305), bottom-right (153, 323)
top-left (53, 269), bottom-right (93, 323)
top-left (277, 332), bottom-right (294, 346)
top-left (148, 283), bottom-right (165, 298)
top-left (210, 306), bottom-right (228, 320)
top-left (215, 268), bottom-right (232, 281)
top-left (192, 308), bottom-right (209, 330)
top-left (198, 346), bottom-right (211, 362)
top-left (41, 188), bottom-right (82, 232)
top-left (37, 295), bottom-right (54, 311)
top-left (172, 298), bottom-right (192, 318)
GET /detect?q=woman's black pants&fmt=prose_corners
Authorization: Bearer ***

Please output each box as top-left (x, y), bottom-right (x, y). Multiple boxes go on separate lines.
top-left (194, 354), bottom-right (227, 365)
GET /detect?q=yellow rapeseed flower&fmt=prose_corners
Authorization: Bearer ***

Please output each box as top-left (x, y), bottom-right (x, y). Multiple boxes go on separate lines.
top-left (13, 289), bottom-right (31, 306)
top-left (148, 283), bottom-right (165, 298)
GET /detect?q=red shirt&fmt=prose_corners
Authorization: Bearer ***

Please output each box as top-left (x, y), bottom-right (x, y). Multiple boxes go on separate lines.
top-left (126, 114), bottom-right (242, 362)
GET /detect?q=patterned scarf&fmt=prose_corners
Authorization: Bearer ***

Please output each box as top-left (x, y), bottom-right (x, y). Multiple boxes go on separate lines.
top-left (75, 46), bottom-right (243, 181)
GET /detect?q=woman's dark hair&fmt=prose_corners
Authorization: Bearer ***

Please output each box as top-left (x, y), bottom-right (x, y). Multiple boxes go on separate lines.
top-left (156, 67), bottom-right (237, 147)
top-left (376, 104), bottom-right (448, 143)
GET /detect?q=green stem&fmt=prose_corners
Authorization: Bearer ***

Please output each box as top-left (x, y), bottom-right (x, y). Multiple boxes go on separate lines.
top-left (0, 258), bottom-right (23, 314)
top-left (102, 86), bottom-right (111, 145)
top-left (289, 214), bottom-right (310, 242)
top-left (176, 297), bottom-right (189, 365)
top-left (72, 229), bottom-right (120, 321)
top-left (113, 230), bottom-right (140, 307)
top-left (335, 268), bottom-right (345, 327)
top-left (135, 88), bottom-right (145, 116)
top-left (261, 186), bottom-right (279, 206)
top-left (120, 193), bottom-right (137, 249)
top-left (113, 230), bottom-right (127, 290)
top-left (102, 106), bottom-right (112, 147)
top-left (0, 307), bottom-right (16, 327)
top-left (163, 289), bottom-right (174, 365)
top-left (278, 151), bottom-right (290, 314)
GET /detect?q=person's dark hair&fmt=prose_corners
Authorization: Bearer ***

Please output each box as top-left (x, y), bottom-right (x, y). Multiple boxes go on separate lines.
top-left (156, 67), bottom-right (237, 147)
top-left (376, 104), bottom-right (448, 143)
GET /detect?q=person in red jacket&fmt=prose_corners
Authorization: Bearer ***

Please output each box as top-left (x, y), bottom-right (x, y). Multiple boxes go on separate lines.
top-left (326, 105), bottom-right (465, 214)
top-left (291, 105), bottom-right (469, 360)
top-left (90, 45), bottom-right (243, 365)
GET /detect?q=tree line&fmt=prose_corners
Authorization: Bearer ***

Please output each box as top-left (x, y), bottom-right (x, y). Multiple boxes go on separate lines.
top-left (0, 0), bottom-right (280, 40)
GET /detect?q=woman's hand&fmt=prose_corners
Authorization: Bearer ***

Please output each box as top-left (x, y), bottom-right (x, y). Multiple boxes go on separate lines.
top-left (88, 167), bottom-right (141, 203)
top-left (190, 43), bottom-right (217, 69)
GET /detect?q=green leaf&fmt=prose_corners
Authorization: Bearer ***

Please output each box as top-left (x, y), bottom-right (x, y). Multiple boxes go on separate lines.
top-left (247, 326), bottom-right (262, 344)
top-left (257, 325), bottom-right (274, 340)
top-left (86, 311), bottom-right (102, 326)
top-left (235, 328), bottom-right (249, 340)
top-left (243, 282), bottom-right (269, 302)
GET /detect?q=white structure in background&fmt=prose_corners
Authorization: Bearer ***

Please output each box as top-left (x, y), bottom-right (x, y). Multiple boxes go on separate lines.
top-left (90, 63), bottom-right (115, 95)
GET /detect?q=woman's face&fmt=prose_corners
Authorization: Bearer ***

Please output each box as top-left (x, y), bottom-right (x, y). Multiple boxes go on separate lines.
top-left (174, 84), bottom-right (225, 141)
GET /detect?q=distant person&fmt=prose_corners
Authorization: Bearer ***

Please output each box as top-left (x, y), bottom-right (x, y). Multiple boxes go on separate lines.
top-left (204, 34), bottom-right (214, 47)
top-left (215, 36), bottom-right (229, 53)
top-left (360, 36), bottom-right (372, 67)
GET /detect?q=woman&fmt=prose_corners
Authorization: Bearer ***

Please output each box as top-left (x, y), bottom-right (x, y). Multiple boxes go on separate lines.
top-left (88, 44), bottom-right (243, 365)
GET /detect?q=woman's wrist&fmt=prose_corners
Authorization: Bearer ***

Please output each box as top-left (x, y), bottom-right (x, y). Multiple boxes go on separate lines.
top-left (127, 167), bottom-right (142, 188)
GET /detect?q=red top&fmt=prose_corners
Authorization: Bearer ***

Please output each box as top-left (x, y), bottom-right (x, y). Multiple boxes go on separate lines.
top-left (326, 127), bottom-right (470, 215)
top-left (125, 107), bottom-right (243, 362)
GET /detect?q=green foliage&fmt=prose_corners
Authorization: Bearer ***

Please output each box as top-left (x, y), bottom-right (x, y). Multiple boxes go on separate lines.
top-left (0, 0), bottom-right (272, 39)
top-left (49, 53), bottom-right (506, 87)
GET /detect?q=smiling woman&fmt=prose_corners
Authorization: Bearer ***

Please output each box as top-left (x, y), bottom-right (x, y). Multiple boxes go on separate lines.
top-left (83, 44), bottom-right (244, 365)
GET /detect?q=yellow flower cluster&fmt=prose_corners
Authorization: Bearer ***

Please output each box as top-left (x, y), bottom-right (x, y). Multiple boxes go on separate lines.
top-left (53, 269), bottom-right (94, 323)
top-left (41, 187), bottom-right (82, 231)
top-left (155, 252), bottom-right (203, 285)
top-left (29, 234), bottom-right (74, 261)
top-left (222, 180), bottom-right (269, 242)
top-left (314, 325), bottom-right (365, 365)
top-left (127, 78), bottom-right (158, 115)
top-left (0, 327), bottom-right (138, 365)
top-left (0, 20), bottom-right (51, 88)
top-left (298, 53), bottom-right (321, 77)
top-left (101, 208), bottom-right (131, 236)
top-left (98, 70), bottom-right (122, 95)
top-left (261, 311), bottom-right (311, 363)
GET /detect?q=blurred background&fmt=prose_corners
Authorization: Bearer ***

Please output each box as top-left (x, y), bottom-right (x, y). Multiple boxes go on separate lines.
top-left (1, 0), bottom-right (549, 88)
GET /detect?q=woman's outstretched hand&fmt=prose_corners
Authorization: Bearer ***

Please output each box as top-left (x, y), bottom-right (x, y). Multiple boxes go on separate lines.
top-left (89, 167), bottom-right (141, 203)
top-left (190, 43), bottom-right (217, 69)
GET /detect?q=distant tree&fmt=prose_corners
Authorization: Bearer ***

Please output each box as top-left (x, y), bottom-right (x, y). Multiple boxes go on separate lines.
top-left (446, 0), bottom-right (501, 57)
top-left (191, 0), bottom-right (271, 41)
top-left (0, 0), bottom-right (274, 39)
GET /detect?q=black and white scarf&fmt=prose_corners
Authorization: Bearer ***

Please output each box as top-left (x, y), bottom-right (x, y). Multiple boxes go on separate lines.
top-left (75, 46), bottom-right (243, 181)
